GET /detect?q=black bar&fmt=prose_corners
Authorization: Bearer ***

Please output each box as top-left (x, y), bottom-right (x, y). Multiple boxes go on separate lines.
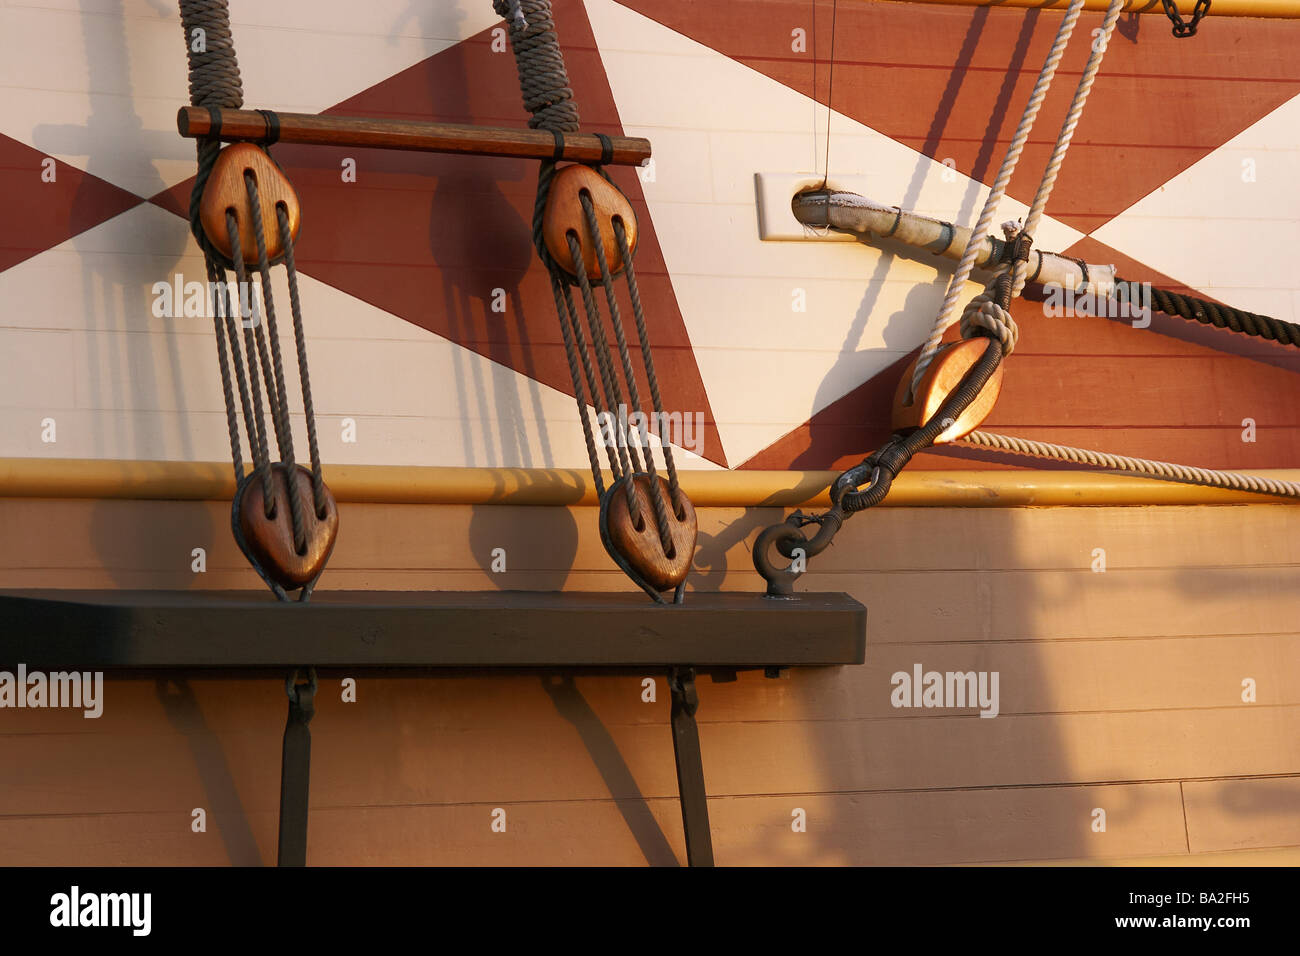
top-left (0, 590), bottom-right (866, 669)
top-left (669, 667), bottom-right (714, 867)
top-left (277, 670), bottom-right (316, 867)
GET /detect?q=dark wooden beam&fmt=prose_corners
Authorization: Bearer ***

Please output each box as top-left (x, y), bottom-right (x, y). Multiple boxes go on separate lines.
top-left (177, 107), bottom-right (653, 167)
top-left (0, 589), bottom-right (866, 669)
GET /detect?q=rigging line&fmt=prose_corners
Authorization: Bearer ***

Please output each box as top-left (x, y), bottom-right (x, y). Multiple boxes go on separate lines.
top-left (812, 0), bottom-right (818, 177)
top-left (908, 0), bottom-right (1085, 402)
top-left (962, 430), bottom-right (1300, 500)
top-left (821, 0), bottom-right (840, 186)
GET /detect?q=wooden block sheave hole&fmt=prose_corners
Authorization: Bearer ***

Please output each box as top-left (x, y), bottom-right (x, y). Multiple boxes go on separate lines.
top-left (238, 464), bottom-right (338, 590)
top-left (542, 164), bottom-right (638, 280)
top-left (604, 474), bottom-right (696, 593)
top-left (892, 338), bottom-right (1005, 444)
top-left (199, 143), bottom-right (301, 266)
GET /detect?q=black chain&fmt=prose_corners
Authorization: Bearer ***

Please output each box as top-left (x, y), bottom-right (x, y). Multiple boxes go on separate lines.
top-left (1161, 0), bottom-right (1211, 38)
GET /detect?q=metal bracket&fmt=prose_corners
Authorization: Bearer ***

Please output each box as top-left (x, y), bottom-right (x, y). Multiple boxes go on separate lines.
top-left (278, 667), bottom-right (316, 867)
top-left (668, 666), bottom-right (714, 866)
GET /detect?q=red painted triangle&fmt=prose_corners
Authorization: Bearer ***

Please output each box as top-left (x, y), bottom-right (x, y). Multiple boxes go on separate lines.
top-left (0, 134), bottom-right (143, 273)
top-left (615, 0), bottom-right (1300, 235)
top-left (152, 0), bottom-right (726, 466)
top-left (743, 251), bottom-right (1300, 473)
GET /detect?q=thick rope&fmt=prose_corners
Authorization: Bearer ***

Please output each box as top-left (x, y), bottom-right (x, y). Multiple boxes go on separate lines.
top-left (1116, 280), bottom-right (1300, 347)
top-left (959, 283), bottom-right (1020, 354)
top-left (179, 0), bottom-right (243, 267)
top-left (492, 0), bottom-right (580, 134)
top-left (963, 430), bottom-right (1300, 499)
top-left (910, 0), bottom-right (1084, 398)
top-left (1010, 0), bottom-right (1125, 300)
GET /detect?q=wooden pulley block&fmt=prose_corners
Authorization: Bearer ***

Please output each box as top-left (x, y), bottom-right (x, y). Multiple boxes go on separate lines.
top-left (892, 338), bottom-right (1005, 444)
top-left (601, 474), bottom-right (696, 594)
top-left (199, 143), bottom-right (301, 265)
top-left (237, 464), bottom-right (338, 590)
top-left (542, 164), bottom-right (637, 280)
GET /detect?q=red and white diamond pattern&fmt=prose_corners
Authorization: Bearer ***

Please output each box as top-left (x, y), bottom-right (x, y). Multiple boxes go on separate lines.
top-left (2, 0), bottom-right (1297, 471)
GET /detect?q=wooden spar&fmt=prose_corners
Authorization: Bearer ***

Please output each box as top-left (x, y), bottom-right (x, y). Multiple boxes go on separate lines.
top-left (864, 0), bottom-right (1300, 17)
top-left (3, 458), bottom-right (1298, 507)
top-left (176, 107), bottom-right (653, 167)
top-left (793, 190), bottom-right (1118, 294)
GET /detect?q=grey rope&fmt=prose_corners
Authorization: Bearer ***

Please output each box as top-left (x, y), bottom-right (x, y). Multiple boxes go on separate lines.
top-left (278, 206), bottom-right (328, 515)
top-left (207, 261), bottom-right (243, 477)
top-left (580, 193), bottom-right (673, 553)
top-left (550, 274), bottom-right (606, 495)
top-left (559, 277), bottom-right (617, 485)
top-left (179, 0), bottom-right (243, 268)
top-left (211, 266), bottom-right (267, 485)
top-left (567, 232), bottom-right (644, 523)
top-left (615, 219), bottom-right (683, 511)
top-left (492, 0), bottom-right (580, 134)
top-left (1121, 280), bottom-right (1300, 348)
top-left (496, 0), bottom-right (696, 581)
top-left (244, 172), bottom-right (308, 553)
top-left (226, 211), bottom-right (277, 514)
top-left (963, 430), bottom-right (1300, 499)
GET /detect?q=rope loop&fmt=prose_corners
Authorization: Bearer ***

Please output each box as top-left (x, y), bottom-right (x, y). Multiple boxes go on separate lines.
top-left (960, 287), bottom-right (1020, 357)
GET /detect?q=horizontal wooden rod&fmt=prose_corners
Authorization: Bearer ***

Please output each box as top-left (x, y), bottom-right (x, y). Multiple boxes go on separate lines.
top-left (176, 107), bottom-right (653, 167)
top-left (866, 0), bottom-right (1300, 16)
top-left (3, 459), bottom-right (1298, 507)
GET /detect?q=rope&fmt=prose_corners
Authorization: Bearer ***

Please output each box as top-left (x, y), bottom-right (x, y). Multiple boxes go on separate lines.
top-left (278, 206), bottom-right (328, 515)
top-left (1117, 280), bottom-right (1300, 347)
top-left (1010, 0), bottom-right (1125, 300)
top-left (180, 0), bottom-right (331, 588)
top-left (581, 193), bottom-right (674, 552)
top-left (225, 211), bottom-right (277, 514)
top-left (960, 286), bottom-right (1020, 355)
top-left (492, 0), bottom-right (580, 134)
top-left (496, 0), bottom-right (694, 596)
top-left (207, 261), bottom-right (243, 477)
top-left (616, 219), bottom-right (683, 509)
top-left (550, 274), bottom-right (607, 495)
top-left (962, 430), bottom-right (1300, 499)
top-left (567, 232), bottom-right (644, 523)
top-left (244, 172), bottom-right (308, 553)
top-left (179, 0), bottom-right (243, 268)
top-left (910, 0), bottom-right (1084, 399)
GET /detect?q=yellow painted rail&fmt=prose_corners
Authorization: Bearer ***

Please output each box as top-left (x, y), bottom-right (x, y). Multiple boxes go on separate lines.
top-left (867, 0), bottom-right (1300, 16)
top-left (2, 458), bottom-right (1298, 507)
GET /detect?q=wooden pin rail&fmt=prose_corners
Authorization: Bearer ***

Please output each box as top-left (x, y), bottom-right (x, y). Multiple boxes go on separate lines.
top-left (177, 107), bottom-right (653, 166)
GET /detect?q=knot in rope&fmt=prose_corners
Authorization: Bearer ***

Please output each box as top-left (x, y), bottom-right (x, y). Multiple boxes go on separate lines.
top-left (179, 0), bottom-right (243, 110)
top-left (960, 287), bottom-right (1019, 356)
top-left (494, 0), bottom-right (585, 270)
top-left (494, 0), bottom-right (580, 134)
